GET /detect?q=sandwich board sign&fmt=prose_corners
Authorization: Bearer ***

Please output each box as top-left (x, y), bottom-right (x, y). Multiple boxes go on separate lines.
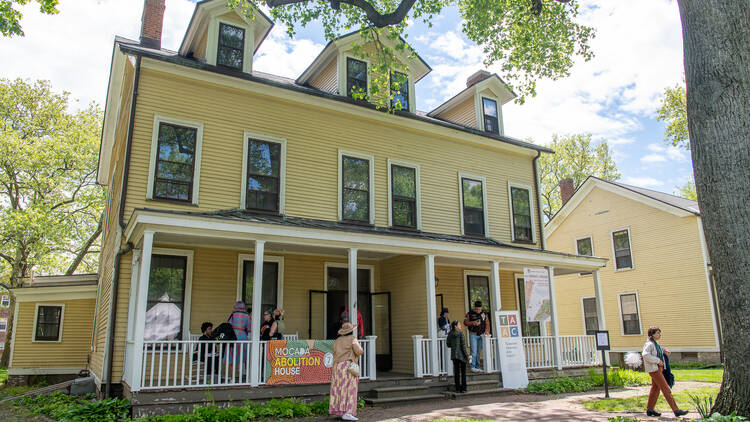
top-left (496, 310), bottom-right (529, 389)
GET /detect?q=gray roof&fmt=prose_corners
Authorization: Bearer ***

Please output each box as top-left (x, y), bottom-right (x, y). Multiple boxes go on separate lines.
top-left (595, 177), bottom-right (700, 214)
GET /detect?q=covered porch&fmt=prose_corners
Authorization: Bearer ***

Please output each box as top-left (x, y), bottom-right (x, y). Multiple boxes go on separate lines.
top-left (119, 209), bottom-right (608, 394)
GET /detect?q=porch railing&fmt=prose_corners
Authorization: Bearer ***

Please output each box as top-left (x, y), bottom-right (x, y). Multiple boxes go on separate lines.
top-left (559, 335), bottom-right (600, 367)
top-left (523, 336), bottom-right (556, 369)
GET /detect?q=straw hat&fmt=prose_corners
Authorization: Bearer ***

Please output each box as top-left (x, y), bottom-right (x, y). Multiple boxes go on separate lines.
top-left (338, 322), bottom-right (357, 336)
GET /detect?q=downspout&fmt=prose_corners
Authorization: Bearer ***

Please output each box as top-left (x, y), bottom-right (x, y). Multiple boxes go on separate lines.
top-left (532, 151), bottom-right (546, 250)
top-left (104, 55), bottom-right (141, 398)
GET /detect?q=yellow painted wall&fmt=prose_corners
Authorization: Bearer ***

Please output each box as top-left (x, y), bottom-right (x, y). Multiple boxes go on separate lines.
top-left (434, 266), bottom-right (518, 327)
top-left (547, 186), bottom-right (718, 351)
top-left (122, 67), bottom-right (542, 248)
top-left (11, 299), bottom-right (95, 369)
top-left (309, 57), bottom-right (337, 94)
top-left (437, 96), bottom-right (476, 129)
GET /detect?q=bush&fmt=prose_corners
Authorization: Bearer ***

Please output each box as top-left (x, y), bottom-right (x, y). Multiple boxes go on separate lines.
top-left (698, 413), bottom-right (749, 422)
top-left (14, 392), bottom-right (130, 421)
top-left (525, 369), bottom-right (649, 395)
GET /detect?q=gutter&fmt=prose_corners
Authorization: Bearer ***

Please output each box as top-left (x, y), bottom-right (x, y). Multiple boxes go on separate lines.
top-left (532, 151), bottom-right (546, 250)
top-left (104, 55), bottom-right (141, 398)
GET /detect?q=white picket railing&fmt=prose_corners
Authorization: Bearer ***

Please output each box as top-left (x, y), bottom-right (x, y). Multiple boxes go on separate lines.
top-left (559, 335), bottom-right (600, 367)
top-left (523, 336), bottom-right (556, 369)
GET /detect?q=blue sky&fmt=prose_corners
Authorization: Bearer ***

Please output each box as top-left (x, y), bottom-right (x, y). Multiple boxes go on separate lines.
top-left (0, 0), bottom-right (692, 195)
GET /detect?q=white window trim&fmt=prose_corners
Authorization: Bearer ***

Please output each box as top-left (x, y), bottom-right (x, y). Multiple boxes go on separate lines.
top-left (206, 16), bottom-right (255, 73)
top-left (32, 303), bottom-right (65, 343)
top-left (338, 149), bottom-right (376, 225)
top-left (617, 291), bottom-right (643, 336)
top-left (610, 226), bottom-right (635, 271)
top-left (475, 94), bottom-right (503, 135)
top-left (507, 181), bottom-right (537, 243)
top-left (0, 317), bottom-right (7, 332)
top-left (463, 270), bottom-right (491, 314)
top-left (146, 115), bottom-right (204, 205)
top-left (458, 172), bottom-right (490, 237)
top-left (1, 295), bottom-right (8, 307)
top-left (338, 53), bottom-right (371, 99)
top-left (235, 254), bottom-right (285, 309)
top-left (241, 131), bottom-right (287, 214)
top-left (150, 247), bottom-right (195, 341)
top-left (322, 262), bottom-right (376, 337)
top-left (580, 296), bottom-right (598, 335)
top-left (387, 159), bottom-right (422, 230)
top-left (513, 273), bottom-right (548, 336)
top-left (574, 234), bottom-right (594, 277)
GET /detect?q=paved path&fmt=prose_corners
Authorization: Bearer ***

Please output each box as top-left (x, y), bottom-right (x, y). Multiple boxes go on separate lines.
top-left (311, 381), bottom-right (716, 422)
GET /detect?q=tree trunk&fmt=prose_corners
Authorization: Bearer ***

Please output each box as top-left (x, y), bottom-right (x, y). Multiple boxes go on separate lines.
top-left (0, 294), bottom-right (15, 368)
top-left (677, 0), bottom-right (750, 416)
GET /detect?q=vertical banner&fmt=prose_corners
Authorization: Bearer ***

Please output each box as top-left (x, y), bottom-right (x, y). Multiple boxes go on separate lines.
top-left (496, 310), bottom-right (529, 389)
top-left (264, 339), bottom-right (335, 385)
top-left (523, 267), bottom-right (551, 322)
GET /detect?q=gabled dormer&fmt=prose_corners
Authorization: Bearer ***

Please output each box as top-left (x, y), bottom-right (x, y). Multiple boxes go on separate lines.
top-left (179, 0), bottom-right (273, 74)
top-left (296, 31), bottom-right (431, 113)
top-left (428, 71), bottom-right (516, 135)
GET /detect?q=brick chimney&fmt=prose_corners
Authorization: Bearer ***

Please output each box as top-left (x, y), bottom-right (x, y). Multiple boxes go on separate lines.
top-left (140, 0), bottom-right (165, 50)
top-left (466, 70), bottom-right (491, 88)
top-left (559, 178), bottom-right (575, 206)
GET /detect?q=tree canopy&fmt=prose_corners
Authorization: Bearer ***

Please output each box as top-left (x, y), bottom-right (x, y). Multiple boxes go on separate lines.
top-left (537, 133), bottom-right (620, 219)
top-left (0, 0), bottom-right (58, 37)
top-left (657, 82), bottom-right (689, 149)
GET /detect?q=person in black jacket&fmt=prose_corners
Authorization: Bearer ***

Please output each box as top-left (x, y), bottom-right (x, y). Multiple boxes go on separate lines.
top-left (447, 321), bottom-right (471, 393)
top-left (193, 322), bottom-right (219, 374)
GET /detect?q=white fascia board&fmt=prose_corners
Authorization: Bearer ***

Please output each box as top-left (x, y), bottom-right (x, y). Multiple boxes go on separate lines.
top-left (98, 48), bottom-right (129, 185)
top-left (296, 44), bottom-right (337, 84)
top-left (12, 285), bottom-right (98, 302)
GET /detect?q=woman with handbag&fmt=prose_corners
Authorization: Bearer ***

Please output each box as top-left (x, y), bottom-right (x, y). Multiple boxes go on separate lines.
top-left (446, 320), bottom-right (471, 393)
top-left (642, 326), bottom-right (688, 418)
top-left (329, 322), bottom-right (363, 421)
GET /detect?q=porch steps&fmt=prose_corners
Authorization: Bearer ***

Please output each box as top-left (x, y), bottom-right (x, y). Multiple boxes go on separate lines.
top-left (444, 380), bottom-right (514, 399)
top-left (364, 385), bottom-right (444, 406)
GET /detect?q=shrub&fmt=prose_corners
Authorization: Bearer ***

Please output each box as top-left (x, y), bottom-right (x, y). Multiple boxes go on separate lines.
top-left (525, 369), bottom-right (649, 395)
top-left (691, 393), bottom-right (715, 419)
top-left (698, 412), bottom-right (749, 422)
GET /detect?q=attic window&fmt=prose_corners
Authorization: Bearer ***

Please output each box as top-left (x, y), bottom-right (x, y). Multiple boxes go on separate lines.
top-left (346, 58), bottom-right (367, 99)
top-left (390, 72), bottom-right (409, 111)
top-left (482, 98), bottom-right (499, 134)
top-left (217, 23), bottom-right (245, 70)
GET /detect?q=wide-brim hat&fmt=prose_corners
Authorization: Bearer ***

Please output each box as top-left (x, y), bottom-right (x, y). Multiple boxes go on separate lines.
top-left (338, 322), bottom-right (357, 336)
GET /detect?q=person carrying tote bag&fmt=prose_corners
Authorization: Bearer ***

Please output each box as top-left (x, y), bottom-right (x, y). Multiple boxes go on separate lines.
top-left (446, 320), bottom-right (471, 393)
top-left (329, 322), bottom-right (363, 421)
top-left (642, 326), bottom-right (688, 418)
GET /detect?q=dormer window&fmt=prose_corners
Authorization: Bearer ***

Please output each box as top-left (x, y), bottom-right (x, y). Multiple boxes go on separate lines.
top-left (390, 71), bottom-right (409, 110)
top-left (217, 23), bottom-right (245, 70)
top-left (482, 98), bottom-right (499, 134)
top-left (346, 58), bottom-right (367, 99)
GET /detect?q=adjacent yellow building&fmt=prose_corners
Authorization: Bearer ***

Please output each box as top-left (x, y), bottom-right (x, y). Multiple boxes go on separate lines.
top-left (546, 176), bottom-right (722, 364)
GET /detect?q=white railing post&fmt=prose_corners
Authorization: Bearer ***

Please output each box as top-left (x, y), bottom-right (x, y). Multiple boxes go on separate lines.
top-left (250, 240), bottom-right (265, 387)
top-left (547, 266), bottom-right (563, 370)
top-left (443, 338), bottom-right (453, 375)
top-left (366, 335), bottom-right (377, 380)
top-left (131, 230), bottom-right (154, 392)
top-left (425, 255), bottom-right (439, 377)
top-left (489, 260), bottom-right (503, 371)
top-left (413, 335), bottom-right (423, 378)
top-left (481, 334), bottom-right (492, 372)
top-left (347, 248), bottom-right (358, 338)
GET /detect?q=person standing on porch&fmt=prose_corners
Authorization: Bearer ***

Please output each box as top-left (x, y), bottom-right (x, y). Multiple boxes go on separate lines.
top-left (464, 301), bottom-right (490, 372)
top-left (642, 326), bottom-right (689, 418)
top-left (437, 308), bottom-right (450, 337)
top-left (340, 307), bottom-right (365, 338)
top-left (225, 301), bottom-right (251, 372)
top-left (329, 322), bottom-right (363, 421)
top-left (447, 320), bottom-right (471, 393)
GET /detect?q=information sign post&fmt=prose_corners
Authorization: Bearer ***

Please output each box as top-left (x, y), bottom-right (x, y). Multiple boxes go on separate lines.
top-left (595, 330), bottom-right (611, 398)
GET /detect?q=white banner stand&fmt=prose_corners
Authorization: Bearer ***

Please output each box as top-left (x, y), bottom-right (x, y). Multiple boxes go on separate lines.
top-left (497, 310), bottom-right (529, 389)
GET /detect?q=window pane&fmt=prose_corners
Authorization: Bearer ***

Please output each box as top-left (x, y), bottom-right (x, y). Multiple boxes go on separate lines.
top-left (248, 141), bottom-right (280, 177)
top-left (621, 294), bottom-right (637, 314)
top-left (467, 275), bottom-right (490, 314)
top-left (462, 179), bottom-right (483, 209)
top-left (482, 98), bottom-right (498, 117)
top-left (393, 199), bottom-right (415, 227)
top-left (218, 47), bottom-right (243, 69)
top-left (157, 124), bottom-right (195, 169)
top-left (577, 238), bottom-right (593, 256)
top-left (36, 306), bottom-right (61, 340)
top-left (154, 180), bottom-right (190, 201)
top-left (219, 23), bottom-right (244, 49)
top-left (464, 209), bottom-right (485, 235)
top-left (248, 175), bottom-right (279, 195)
top-left (147, 255), bottom-right (187, 302)
top-left (511, 187), bottom-right (531, 216)
top-left (392, 165), bottom-right (415, 198)
top-left (243, 261), bottom-right (279, 316)
top-left (391, 72), bottom-right (409, 110)
top-left (343, 189), bottom-right (368, 221)
top-left (613, 230), bottom-right (630, 250)
top-left (347, 58), bottom-right (367, 98)
top-left (343, 156), bottom-right (369, 190)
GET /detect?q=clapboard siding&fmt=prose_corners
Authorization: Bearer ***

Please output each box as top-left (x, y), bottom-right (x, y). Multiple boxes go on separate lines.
top-left (436, 96), bottom-right (476, 128)
top-left (309, 57), bottom-right (337, 94)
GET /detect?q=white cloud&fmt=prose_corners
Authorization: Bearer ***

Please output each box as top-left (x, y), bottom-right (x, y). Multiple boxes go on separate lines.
top-left (641, 154), bottom-right (667, 163)
top-left (253, 25), bottom-right (325, 79)
top-left (646, 143), bottom-right (687, 161)
top-left (623, 177), bottom-right (664, 188)
top-left (608, 137), bottom-right (636, 145)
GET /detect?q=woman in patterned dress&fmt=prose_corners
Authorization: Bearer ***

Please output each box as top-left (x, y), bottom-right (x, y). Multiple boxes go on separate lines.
top-left (329, 322), bottom-right (363, 421)
top-left (225, 301), bottom-right (251, 376)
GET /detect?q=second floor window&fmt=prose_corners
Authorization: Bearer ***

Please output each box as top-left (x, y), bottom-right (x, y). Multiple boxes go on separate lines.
top-left (154, 123), bottom-right (197, 202)
top-left (461, 177), bottom-right (485, 236)
top-left (342, 155), bottom-right (370, 223)
top-left (346, 58), bottom-right (367, 99)
top-left (246, 139), bottom-right (281, 212)
top-left (510, 186), bottom-right (533, 242)
top-left (482, 97), bottom-right (499, 134)
top-left (391, 165), bottom-right (416, 228)
top-left (217, 23), bottom-right (245, 70)
top-left (612, 229), bottom-right (633, 270)
top-left (390, 71), bottom-right (409, 110)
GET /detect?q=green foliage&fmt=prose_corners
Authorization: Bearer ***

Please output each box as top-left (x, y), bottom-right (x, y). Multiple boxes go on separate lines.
top-left (607, 417), bottom-right (641, 422)
top-left (537, 133), bottom-right (621, 219)
top-left (691, 393), bottom-right (715, 419)
top-left (656, 82), bottom-right (689, 150)
top-left (698, 412), bottom-right (749, 422)
top-left (675, 179), bottom-right (697, 201)
top-left (0, 0), bottom-right (59, 37)
top-left (525, 368), bottom-right (649, 395)
top-left (15, 392), bottom-right (130, 421)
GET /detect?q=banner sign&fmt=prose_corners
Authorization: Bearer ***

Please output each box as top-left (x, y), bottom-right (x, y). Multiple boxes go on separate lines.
top-left (264, 339), bottom-right (335, 385)
top-left (496, 310), bottom-right (529, 389)
top-left (523, 267), bottom-right (551, 322)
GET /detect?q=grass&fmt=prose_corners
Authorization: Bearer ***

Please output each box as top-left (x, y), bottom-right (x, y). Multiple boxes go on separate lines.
top-left (526, 368), bottom-right (650, 395)
top-left (673, 369), bottom-right (723, 383)
top-left (584, 386), bottom-right (719, 413)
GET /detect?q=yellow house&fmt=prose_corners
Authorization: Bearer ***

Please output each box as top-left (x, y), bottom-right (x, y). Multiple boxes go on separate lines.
top-left (1, 0), bottom-right (613, 413)
top-left (546, 176), bottom-right (722, 365)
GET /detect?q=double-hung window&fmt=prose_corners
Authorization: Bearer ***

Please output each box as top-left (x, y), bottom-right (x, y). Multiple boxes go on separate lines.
top-left (1, 295), bottom-right (8, 307)
top-left (582, 297), bottom-right (599, 335)
top-left (34, 305), bottom-right (63, 341)
top-left (390, 71), bottom-right (409, 111)
top-left (390, 163), bottom-right (418, 229)
top-left (341, 153), bottom-right (373, 224)
top-left (145, 255), bottom-right (187, 341)
top-left (509, 185), bottom-right (534, 242)
top-left (152, 121), bottom-right (198, 202)
top-left (619, 293), bottom-right (641, 335)
top-left (346, 58), bottom-right (368, 99)
top-left (612, 229), bottom-right (634, 270)
top-left (245, 139), bottom-right (282, 213)
top-left (461, 176), bottom-right (486, 237)
top-left (482, 98), bottom-right (499, 134)
top-left (576, 236), bottom-right (593, 275)
top-left (217, 23), bottom-right (245, 70)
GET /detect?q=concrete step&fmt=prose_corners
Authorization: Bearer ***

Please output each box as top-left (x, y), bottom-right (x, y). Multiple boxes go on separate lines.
top-left (447, 379), bottom-right (500, 392)
top-left (364, 393), bottom-right (446, 407)
top-left (371, 385), bottom-right (431, 399)
top-left (444, 387), bottom-right (515, 399)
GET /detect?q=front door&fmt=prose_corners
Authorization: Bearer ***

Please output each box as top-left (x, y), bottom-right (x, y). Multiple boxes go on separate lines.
top-left (371, 292), bottom-right (392, 371)
top-left (466, 274), bottom-right (493, 334)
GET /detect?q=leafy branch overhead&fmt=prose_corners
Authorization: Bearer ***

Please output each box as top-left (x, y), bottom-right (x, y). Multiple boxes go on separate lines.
top-left (0, 0), bottom-right (59, 37)
top-left (231, 0), bottom-right (594, 107)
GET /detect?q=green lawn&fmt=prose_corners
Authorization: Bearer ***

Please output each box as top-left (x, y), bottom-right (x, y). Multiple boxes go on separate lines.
top-left (0, 368), bottom-right (7, 387)
top-left (584, 386), bottom-right (718, 413)
top-left (672, 368), bottom-right (723, 383)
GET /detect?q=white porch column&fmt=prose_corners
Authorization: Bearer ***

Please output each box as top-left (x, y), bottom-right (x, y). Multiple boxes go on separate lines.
top-left (547, 266), bottom-right (563, 370)
top-left (130, 230), bottom-right (154, 392)
top-left (347, 248), bottom-right (358, 337)
top-left (250, 240), bottom-right (265, 387)
top-left (425, 255), bottom-right (438, 376)
top-left (592, 269), bottom-right (609, 364)
top-left (489, 260), bottom-right (502, 370)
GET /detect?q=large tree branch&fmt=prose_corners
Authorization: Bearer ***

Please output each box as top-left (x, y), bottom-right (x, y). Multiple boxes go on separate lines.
top-left (265, 0), bottom-right (417, 27)
top-left (65, 214), bottom-right (102, 275)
